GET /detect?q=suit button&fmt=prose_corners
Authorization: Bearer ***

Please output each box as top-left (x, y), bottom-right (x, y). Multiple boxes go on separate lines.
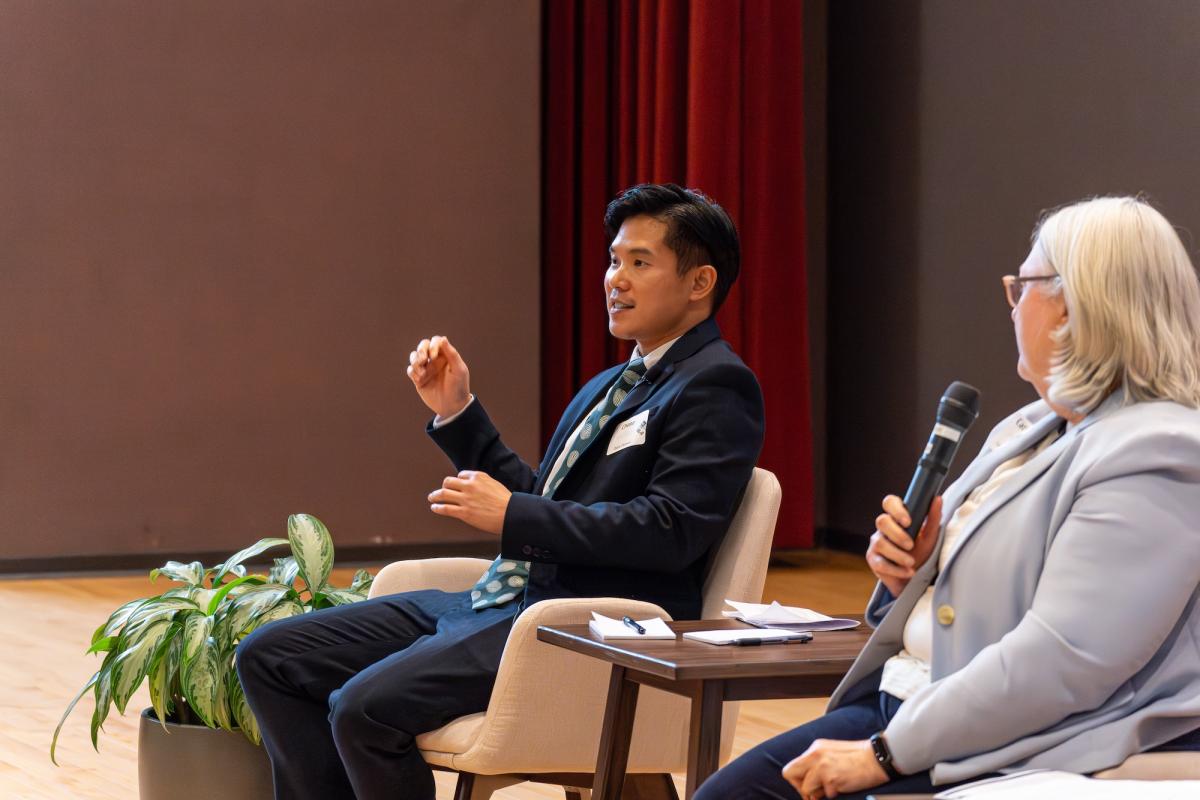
top-left (521, 545), bottom-right (532, 556)
top-left (936, 605), bottom-right (955, 626)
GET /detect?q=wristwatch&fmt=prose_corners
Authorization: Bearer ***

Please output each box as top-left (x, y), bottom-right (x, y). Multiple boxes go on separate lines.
top-left (868, 731), bottom-right (902, 780)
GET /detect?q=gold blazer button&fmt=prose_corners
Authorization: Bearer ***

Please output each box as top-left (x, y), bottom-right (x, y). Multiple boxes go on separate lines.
top-left (936, 604), bottom-right (956, 626)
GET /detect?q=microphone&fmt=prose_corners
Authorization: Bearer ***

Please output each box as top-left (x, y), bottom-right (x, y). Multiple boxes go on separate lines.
top-left (901, 381), bottom-right (982, 539)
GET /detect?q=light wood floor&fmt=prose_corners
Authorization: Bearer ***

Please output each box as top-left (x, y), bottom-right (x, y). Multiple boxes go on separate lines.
top-left (1, 550), bottom-right (876, 799)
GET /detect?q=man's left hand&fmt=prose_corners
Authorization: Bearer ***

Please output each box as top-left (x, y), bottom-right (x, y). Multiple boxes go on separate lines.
top-left (428, 471), bottom-right (511, 535)
top-left (782, 739), bottom-right (889, 800)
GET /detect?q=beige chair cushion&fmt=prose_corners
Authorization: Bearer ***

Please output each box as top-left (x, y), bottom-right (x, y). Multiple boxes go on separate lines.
top-left (417, 712), bottom-right (486, 767)
top-left (1094, 751), bottom-right (1200, 780)
top-left (371, 556), bottom-right (492, 596)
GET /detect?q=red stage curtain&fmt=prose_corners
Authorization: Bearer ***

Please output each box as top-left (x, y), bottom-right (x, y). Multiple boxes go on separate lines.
top-left (541, 0), bottom-right (812, 548)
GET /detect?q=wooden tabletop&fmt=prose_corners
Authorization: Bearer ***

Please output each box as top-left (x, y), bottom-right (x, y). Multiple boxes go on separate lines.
top-left (537, 617), bottom-right (870, 682)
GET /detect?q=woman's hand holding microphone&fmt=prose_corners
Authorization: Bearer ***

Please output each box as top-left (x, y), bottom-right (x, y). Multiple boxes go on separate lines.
top-left (866, 494), bottom-right (943, 598)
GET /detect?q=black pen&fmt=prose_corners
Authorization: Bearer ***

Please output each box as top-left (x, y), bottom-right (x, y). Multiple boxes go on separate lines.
top-left (732, 633), bottom-right (812, 646)
top-left (622, 615), bottom-right (647, 635)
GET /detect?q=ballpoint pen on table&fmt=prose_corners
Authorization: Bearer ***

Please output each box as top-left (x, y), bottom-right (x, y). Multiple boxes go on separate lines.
top-left (732, 633), bottom-right (812, 646)
top-left (622, 616), bottom-right (647, 635)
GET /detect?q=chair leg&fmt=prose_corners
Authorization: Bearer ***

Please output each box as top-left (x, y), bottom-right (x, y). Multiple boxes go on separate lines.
top-left (561, 774), bottom-right (677, 800)
top-left (454, 772), bottom-right (523, 800)
top-left (623, 774), bottom-right (680, 800)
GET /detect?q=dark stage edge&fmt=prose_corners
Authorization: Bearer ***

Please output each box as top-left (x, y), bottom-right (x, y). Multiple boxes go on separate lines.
top-left (0, 540), bottom-right (498, 577)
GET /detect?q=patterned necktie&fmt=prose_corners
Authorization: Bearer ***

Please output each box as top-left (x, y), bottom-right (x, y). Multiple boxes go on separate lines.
top-left (470, 358), bottom-right (648, 610)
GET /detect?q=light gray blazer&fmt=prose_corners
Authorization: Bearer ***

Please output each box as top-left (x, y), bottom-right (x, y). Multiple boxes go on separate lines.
top-left (827, 393), bottom-right (1200, 783)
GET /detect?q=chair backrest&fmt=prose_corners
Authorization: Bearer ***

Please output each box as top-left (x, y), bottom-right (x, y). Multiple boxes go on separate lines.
top-left (700, 467), bottom-right (782, 619)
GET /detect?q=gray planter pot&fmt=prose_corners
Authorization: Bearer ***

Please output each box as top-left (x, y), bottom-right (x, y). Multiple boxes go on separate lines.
top-left (138, 708), bottom-right (273, 799)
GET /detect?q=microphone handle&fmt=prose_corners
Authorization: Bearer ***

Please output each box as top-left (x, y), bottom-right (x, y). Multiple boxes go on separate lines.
top-left (901, 463), bottom-right (948, 539)
top-left (900, 431), bottom-right (963, 538)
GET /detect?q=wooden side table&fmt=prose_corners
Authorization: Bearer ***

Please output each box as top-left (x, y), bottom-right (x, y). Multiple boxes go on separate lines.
top-left (537, 618), bottom-right (870, 799)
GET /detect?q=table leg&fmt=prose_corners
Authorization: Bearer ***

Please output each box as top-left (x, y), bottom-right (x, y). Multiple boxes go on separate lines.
top-left (593, 665), bottom-right (640, 800)
top-left (684, 680), bottom-right (723, 799)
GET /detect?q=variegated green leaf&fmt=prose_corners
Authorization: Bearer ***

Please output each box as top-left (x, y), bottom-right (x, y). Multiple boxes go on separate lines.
top-left (51, 670), bottom-right (99, 765)
top-left (181, 635), bottom-right (220, 728)
top-left (211, 537), bottom-right (288, 587)
top-left (150, 560), bottom-right (205, 586)
top-left (147, 637), bottom-right (181, 732)
top-left (243, 599), bottom-right (303, 636)
top-left (226, 584), bottom-right (291, 640)
top-left (121, 597), bottom-right (199, 634)
top-left (287, 514), bottom-right (333, 594)
top-left (91, 598), bottom-right (142, 646)
top-left (189, 586), bottom-right (216, 611)
top-left (90, 662), bottom-right (113, 750)
top-left (111, 618), bottom-right (174, 715)
top-left (213, 657), bottom-right (233, 732)
top-left (181, 614), bottom-right (214, 662)
top-left (349, 569), bottom-right (373, 594)
top-left (268, 556), bottom-right (300, 587)
top-left (227, 668), bottom-right (260, 745)
top-left (321, 589), bottom-right (366, 607)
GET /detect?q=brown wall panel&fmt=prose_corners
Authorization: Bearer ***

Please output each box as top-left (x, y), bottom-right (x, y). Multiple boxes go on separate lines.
top-left (0, 1), bottom-right (541, 564)
top-left (825, 0), bottom-right (1200, 540)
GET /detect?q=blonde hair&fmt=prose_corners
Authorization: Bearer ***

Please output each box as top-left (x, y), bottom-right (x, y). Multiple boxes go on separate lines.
top-left (1033, 196), bottom-right (1200, 413)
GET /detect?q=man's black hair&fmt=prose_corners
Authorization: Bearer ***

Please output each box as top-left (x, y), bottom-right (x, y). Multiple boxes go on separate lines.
top-left (603, 183), bottom-right (740, 315)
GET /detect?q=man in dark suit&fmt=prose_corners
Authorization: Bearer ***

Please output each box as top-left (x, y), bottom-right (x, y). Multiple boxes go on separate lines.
top-left (237, 184), bottom-right (765, 800)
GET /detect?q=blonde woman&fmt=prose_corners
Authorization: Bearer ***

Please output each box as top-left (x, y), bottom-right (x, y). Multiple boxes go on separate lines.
top-left (698, 197), bottom-right (1200, 800)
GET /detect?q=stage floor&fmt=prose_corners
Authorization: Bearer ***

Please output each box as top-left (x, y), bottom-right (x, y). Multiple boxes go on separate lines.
top-left (2, 550), bottom-right (875, 799)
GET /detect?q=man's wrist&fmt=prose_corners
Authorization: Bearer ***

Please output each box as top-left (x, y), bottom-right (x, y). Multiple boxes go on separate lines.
top-left (432, 395), bottom-right (475, 428)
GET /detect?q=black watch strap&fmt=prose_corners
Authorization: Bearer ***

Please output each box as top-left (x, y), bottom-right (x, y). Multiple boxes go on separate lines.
top-left (869, 731), bottom-right (902, 781)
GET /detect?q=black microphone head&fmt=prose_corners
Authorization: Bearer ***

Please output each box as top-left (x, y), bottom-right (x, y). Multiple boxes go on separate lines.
top-left (936, 381), bottom-right (982, 431)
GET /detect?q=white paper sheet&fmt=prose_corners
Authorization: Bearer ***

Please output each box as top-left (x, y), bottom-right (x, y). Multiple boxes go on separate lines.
top-left (587, 612), bottom-right (675, 640)
top-left (723, 599), bottom-right (861, 631)
top-left (934, 769), bottom-right (1200, 799)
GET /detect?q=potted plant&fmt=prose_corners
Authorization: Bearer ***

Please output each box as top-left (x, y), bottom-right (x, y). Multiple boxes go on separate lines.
top-left (51, 513), bottom-right (372, 798)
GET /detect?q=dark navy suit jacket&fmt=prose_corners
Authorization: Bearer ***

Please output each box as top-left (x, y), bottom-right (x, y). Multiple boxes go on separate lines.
top-left (427, 318), bottom-right (765, 620)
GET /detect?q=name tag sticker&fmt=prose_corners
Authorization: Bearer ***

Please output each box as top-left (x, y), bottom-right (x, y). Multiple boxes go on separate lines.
top-left (607, 410), bottom-right (650, 455)
top-left (990, 414), bottom-right (1031, 450)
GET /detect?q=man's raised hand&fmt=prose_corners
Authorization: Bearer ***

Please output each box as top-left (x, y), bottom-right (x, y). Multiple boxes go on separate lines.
top-left (407, 335), bottom-right (472, 419)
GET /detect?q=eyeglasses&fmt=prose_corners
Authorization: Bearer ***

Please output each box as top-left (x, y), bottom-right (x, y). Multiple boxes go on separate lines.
top-left (1001, 274), bottom-right (1059, 308)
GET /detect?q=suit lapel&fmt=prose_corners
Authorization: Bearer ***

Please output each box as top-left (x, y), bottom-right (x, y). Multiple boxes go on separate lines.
top-left (535, 364), bottom-right (623, 494)
top-left (568, 358), bottom-right (675, 468)
top-left (604, 317), bottom-right (719, 425)
top-left (542, 318), bottom-right (723, 494)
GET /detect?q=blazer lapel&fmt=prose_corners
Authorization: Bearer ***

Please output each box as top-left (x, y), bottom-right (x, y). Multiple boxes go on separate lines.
top-left (545, 318), bottom-right (723, 490)
top-left (604, 317), bottom-right (720, 425)
top-left (535, 364), bottom-right (624, 494)
top-left (938, 392), bottom-right (1125, 576)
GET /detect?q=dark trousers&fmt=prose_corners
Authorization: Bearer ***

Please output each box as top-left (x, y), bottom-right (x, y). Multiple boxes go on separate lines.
top-left (697, 694), bottom-right (1200, 800)
top-left (694, 692), bottom-right (984, 800)
top-left (236, 589), bottom-right (518, 800)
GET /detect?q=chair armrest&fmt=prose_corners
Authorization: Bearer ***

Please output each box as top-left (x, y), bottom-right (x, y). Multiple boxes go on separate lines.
top-left (368, 557), bottom-right (493, 598)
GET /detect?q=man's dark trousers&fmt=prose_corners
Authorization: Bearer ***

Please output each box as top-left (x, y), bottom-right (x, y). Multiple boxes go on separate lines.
top-left (237, 588), bottom-right (518, 800)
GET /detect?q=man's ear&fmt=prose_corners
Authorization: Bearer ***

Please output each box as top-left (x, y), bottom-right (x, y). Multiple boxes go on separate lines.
top-left (689, 265), bottom-right (718, 303)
